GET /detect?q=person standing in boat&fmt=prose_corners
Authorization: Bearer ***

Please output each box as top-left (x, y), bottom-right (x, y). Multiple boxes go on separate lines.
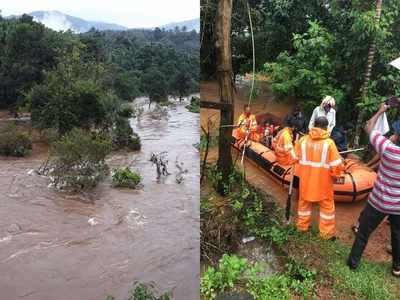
top-left (233, 104), bottom-right (260, 142)
top-left (309, 96), bottom-right (336, 134)
top-left (284, 104), bottom-right (308, 134)
top-left (272, 117), bottom-right (297, 165)
top-left (295, 116), bottom-right (344, 240)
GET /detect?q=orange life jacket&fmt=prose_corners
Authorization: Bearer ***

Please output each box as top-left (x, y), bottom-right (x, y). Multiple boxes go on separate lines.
top-left (272, 127), bottom-right (297, 166)
top-left (295, 128), bottom-right (344, 202)
top-left (237, 113), bottom-right (257, 133)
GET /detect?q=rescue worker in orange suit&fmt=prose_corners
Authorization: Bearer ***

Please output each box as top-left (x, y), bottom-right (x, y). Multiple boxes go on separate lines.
top-left (233, 105), bottom-right (260, 142)
top-left (295, 116), bottom-right (344, 240)
top-left (272, 117), bottom-right (297, 166)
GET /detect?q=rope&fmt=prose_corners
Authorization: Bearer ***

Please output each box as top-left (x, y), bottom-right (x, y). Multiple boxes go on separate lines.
top-left (240, 0), bottom-right (256, 176)
top-left (246, 0), bottom-right (256, 107)
top-left (238, 0), bottom-right (257, 184)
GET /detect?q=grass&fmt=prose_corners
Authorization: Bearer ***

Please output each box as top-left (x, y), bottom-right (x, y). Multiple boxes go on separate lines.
top-left (201, 164), bottom-right (400, 299)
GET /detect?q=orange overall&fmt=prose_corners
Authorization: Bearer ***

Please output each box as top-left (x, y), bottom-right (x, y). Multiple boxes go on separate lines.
top-left (272, 127), bottom-right (297, 166)
top-left (294, 128), bottom-right (344, 239)
top-left (233, 113), bottom-right (260, 142)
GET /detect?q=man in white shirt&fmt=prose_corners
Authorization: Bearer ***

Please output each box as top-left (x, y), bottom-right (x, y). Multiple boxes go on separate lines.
top-left (308, 96), bottom-right (336, 134)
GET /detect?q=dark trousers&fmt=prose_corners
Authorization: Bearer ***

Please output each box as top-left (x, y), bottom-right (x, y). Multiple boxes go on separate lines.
top-left (348, 202), bottom-right (400, 270)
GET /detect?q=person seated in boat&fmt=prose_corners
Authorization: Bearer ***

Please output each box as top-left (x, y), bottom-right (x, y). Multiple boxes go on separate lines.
top-left (233, 104), bottom-right (260, 142)
top-left (309, 96), bottom-right (336, 134)
top-left (272, 117), bottom-right (297, 166)
top-left (283, 104), bottom-right (308, 135)
top-left (260, 121), bottom-right (276, 148)
top-left (331, 122), bottom-right (353, 154)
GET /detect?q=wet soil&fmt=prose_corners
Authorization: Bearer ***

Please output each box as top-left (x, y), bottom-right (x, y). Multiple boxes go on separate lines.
top-left (0, 97), bottom-right (199, 300)
top-left (201, 81), bottom-right (391, 264)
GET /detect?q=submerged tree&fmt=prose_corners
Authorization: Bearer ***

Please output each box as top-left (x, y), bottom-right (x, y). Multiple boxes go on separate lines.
top-left (27, 46), bottom-right (113, 135)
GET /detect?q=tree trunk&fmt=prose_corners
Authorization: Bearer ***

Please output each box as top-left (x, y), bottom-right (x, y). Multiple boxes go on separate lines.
top-left (215, 0), bottom-right (234, 195)
top-left (353, 0), bottom-right (383, 147)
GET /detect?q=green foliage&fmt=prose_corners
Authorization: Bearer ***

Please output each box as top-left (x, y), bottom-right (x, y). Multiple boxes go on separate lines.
top-left (0, 15), bottom-right (199, 134)
top-left (112, 167), bottom-right (141, 189)
top-left (118, 104), bottom-right (135, 118)
top-left (112, 117), bottom-right (141, 151)
top-left (246, 274), bottom-right (291, 300)
top-left (0, 14), bottom-right (60, 108)
top-left (113, 70), bottom-right (141, 101)
top-left (49, 128), bottom-right (112, 190)
top-left (201, 255), bottom-right (248, 299)
top-left (202, 0), bottom-right (400, 129)
top-left (265, 21), bottom-right (344, 113)
top-left (171, 72), bottom-right (195, 99)
top-left (27, 47), bottom-right (112, 134)
top-left (185, 96), bottom-right (200, 113)
top-left (201, 254), bottom-right (315, 300)
top-left (141, 68), bottom-right (168, 103)
top-left (0, 123), bottom-right (32, 157)
top-left (106, 283), bottom-right (171, 300)
top-left (312, 239), bottom-right (398, 300)
top-left (128, 283), bottom-right (171, 300)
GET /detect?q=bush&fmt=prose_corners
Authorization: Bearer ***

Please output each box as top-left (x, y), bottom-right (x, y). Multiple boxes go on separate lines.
top-left (39, 128), bottom-right (59, 144)
top-left (48, 128), bottom-right (112, 190)
top-left (107, 283), bottom-right (171, 300)
top-left (113, 117), bottom-right (141, 151)
top-left (0, 124), bottom-right (32, 157)
top-left (185, 96), bottom-right (200, 113)
top-left (118, 104), bottom-right (134, 118)
top-left (112, 167), bottom-right (141, 189)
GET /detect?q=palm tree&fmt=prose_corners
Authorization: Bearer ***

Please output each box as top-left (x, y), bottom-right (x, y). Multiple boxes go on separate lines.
top-left (353, 0), bottom-right (383, 147)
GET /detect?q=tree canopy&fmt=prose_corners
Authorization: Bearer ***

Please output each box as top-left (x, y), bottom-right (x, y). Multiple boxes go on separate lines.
top-left (0, 13), bottom-right (199, 132)
top-left (201, 0), bottom-right (400, 138)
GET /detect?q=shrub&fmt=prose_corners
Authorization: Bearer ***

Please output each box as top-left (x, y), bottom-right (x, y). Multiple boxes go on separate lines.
top-left (129, 283), bottom-right (171, 300)
top-left (185, 96), bottom-right (200, 113)
top-left (39, 128), bottom-right (59, 144)
top-left (106, 283), bottom-right (171, 300)
top-left (112, 167), bottom-right (141, 189)
top-left (118, 104), bottom-right (134, 118)
top-left (0, 124), bottom-right (32, 157)
top-left (48, 128), bottom-right (112, 190)
top-left (113, 117), bottom-right (141, 151)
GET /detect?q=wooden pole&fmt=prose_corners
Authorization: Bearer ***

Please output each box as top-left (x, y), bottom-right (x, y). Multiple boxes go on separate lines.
top-left (215, 0), bottom-right (234, 194)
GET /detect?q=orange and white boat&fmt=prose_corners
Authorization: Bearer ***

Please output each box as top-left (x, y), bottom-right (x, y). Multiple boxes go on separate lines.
top-left (232, 130), bottom-right (377, 203)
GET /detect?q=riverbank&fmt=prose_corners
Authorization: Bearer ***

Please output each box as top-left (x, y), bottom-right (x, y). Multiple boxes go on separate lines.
top-left (200, 164), bottom-right (400, 299)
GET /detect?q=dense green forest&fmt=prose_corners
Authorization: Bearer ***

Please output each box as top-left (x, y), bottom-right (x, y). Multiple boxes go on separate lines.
top-left (201, 0), bottom-right (400, 136)
top-left (0, 13), bottom-right (199, 127)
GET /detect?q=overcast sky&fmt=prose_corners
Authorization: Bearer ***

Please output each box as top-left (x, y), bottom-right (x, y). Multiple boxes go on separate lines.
top-left (0, 0), bottom-right (200, 28)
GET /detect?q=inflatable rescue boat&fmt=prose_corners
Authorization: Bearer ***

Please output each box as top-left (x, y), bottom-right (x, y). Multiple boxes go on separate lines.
top-left (232, 134), bottom-right (377, 203)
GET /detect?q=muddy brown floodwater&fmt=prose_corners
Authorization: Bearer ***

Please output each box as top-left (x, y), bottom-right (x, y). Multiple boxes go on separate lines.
top-left (201, 81), bottom-right (391, 263)
top-left (0, 97), bottom-right (200, 300)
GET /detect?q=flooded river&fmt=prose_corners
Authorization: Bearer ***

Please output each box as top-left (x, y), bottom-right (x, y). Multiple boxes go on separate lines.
top-left (0, 97), bottom-right (199, 300)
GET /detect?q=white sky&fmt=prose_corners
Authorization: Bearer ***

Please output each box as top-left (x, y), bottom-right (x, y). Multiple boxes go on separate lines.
top-left (0, 0), bottom-right (200, 28)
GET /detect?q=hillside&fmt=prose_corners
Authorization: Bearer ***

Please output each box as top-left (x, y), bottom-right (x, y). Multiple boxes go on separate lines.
top-left (7, 10), bottom-right (127, 32)
top-left (159, 18), bottom-right (200, 32)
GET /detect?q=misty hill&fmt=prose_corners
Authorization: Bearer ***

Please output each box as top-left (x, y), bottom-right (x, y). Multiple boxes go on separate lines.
top-left (159, 19), bottom-right (200, 32)
top-left (8, 11), bottom-right (127, 33)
